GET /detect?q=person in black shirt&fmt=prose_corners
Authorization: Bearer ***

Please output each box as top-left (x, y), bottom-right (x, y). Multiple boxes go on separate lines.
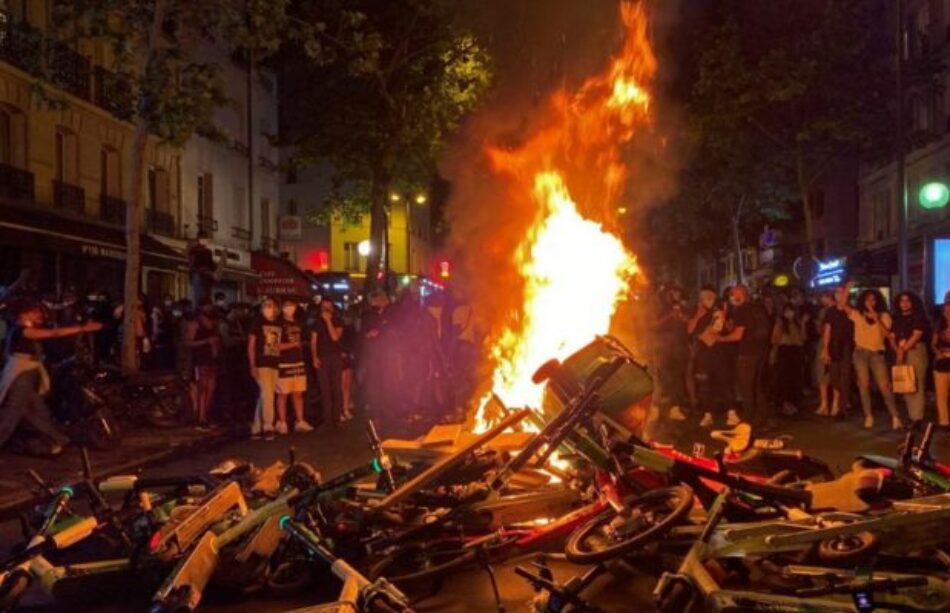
top-left (310, 299), bottom-right (345, 427)
top-left (654, 285), bottom-right (689, 422)
top-left (820, 291), bottom-right (855, 417)
top-left (718, 285), bottom-right (772, 428)
top-left (0, 302), bottom-right (101, 452)
top-left (247, 298), bottom-right (281, 439)
top-left (188, 232), bottom-right (216, 305)
top-left (890, 291), bottom-right (930, 426)
top-left (275, 298), bottom-right (313, 434)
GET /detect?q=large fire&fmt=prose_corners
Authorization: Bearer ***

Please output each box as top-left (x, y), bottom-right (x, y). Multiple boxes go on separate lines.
top-left (475, 2), bottom-right (656, 429)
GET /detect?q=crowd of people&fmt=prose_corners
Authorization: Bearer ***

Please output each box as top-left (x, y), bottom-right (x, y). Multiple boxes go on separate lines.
top-left (0, 267), bottom-right (480, 451)
top-left (648, 281), bottom-right (950, 433)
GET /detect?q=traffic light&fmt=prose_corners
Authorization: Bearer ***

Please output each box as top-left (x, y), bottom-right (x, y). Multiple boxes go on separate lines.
top-left (918, 181), bottom-right (949, 209)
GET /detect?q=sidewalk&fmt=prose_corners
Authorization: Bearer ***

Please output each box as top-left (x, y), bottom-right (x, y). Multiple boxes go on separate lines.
top-left (0, 425), bottom-right (235, 520)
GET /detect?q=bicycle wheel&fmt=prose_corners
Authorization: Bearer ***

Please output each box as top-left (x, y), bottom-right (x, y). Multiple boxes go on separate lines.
top-left (565, 485), bottom-right (693, 565)
top-left (368, 537), bottom-right (478, 586)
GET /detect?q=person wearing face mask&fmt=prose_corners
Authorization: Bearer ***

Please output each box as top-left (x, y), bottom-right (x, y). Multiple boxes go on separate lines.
top-left (771, 302), bottom-right (807, 416)
top-left (248, 298), bottom-right (281, 439)
top-left (311, 299), bottom-right (345, 427)
top-left (0, 302), bottom-right (101, 453)
top-left (274, 298), bottom-right (313, 434)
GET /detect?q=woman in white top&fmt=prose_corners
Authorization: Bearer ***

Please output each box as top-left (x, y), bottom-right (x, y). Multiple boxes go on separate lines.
top-left (838, 286), bottom-right (902, 430)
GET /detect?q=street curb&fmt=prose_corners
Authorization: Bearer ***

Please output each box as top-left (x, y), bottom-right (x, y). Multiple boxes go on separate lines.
top-left (0, 429), bottom-right (238, 522)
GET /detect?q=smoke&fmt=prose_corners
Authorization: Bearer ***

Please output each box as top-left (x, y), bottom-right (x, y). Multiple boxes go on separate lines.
top-left (442, 0), bottom-right (684, 370)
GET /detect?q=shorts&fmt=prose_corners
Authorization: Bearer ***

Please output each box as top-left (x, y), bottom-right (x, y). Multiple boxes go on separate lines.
top-left (276, 375), bottom-right (307, 394)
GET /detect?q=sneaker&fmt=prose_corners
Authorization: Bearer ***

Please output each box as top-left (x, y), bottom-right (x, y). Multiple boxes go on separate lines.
top-left (863, 415), bottom-right (874, 429)
top-left (830, 405), bottom-right (841, 418)
top-left (262, 428), bottom-right (275, 441)
top-left (275, 421), bottom-right (289, 435)
top-left (726, 410), bottom-right (741, 426)
top-left (891, 416), bottom-right (904, 431)
top-left (699, 412), bottom-right (714, 428)
top-left (295, 420), bottom-right (315, 433)
top-left (669, 406), bottom-right (687, 421)
top-left (250, 422), bottom-right (262, 438)
top-left (815, 405), bottom-right (829, 416)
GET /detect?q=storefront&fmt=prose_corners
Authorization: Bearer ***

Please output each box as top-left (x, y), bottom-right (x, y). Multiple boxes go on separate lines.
top-left (0, 204), bottom-right (187, 301)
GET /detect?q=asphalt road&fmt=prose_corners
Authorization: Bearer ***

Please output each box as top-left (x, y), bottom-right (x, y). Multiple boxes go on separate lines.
top-left (4, 408), bottom-right (948, 612)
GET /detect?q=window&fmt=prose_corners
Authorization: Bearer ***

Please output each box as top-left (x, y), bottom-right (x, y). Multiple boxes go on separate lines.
top-left (55, 131), bottom-right (65, 182)
top-left (343, 242), bottom-right (362, 272)
top-left (286, 164), bottom-right (297, 185)
top-left (100, 147), bottom-right (120, 198)
top-left (287, 198), bottom-right (298, 215)
top-left (0, 110), bottom-right (10, 164)
top-left (260, 197), bottom-right (271, 239)
top-left (913, 95), bottom-right (932, 132)
top-left (148, 166), bottom-right (169, 212)
top-left (197, 172), bottom-right (213, 219)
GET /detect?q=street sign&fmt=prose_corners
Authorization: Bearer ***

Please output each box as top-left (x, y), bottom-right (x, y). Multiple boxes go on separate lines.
top-left (278, 215), bottom-right (302, 240)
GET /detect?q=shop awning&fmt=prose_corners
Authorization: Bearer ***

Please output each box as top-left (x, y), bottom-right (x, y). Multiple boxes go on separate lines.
top-left (249, 251), bottom-right (316, 299)
top-left (0, 204), bottom-right (187, 272)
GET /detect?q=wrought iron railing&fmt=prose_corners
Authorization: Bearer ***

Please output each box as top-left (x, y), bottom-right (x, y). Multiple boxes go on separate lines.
top-left (0, 163), bottom-right (34, 202)
top-left (261, 236), bottom-right (278, 252)
top-left (99, 194), bottom-right (125, 224)
top-left (93, 66), bottom-right (134, 120)
top-left (149, 209), bottom-right (176, 237)
top-left (53, 179), bottom-right (85, 214)
top-left (0, 19), bottom-right (42, 74)
top-left (48, 40), bottom-right (91, 100)
top-left (196, 214), bottom-right (218, 234)
top-left (231, 226), bottom-right (251, 241)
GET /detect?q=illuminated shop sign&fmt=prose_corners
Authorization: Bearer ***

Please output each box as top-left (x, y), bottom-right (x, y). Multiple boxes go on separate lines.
top-left (811, 257), bottom-right (847, 288)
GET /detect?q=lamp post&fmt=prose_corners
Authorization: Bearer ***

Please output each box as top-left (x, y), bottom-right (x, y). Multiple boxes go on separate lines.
top-left (897, 0), bottom-right (908, 290)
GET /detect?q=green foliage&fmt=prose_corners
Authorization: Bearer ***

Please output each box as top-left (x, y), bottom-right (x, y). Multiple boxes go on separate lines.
top-left (665, 0), bottom-right (914, 256)
top-left (285, 0), bottom-right (491, 228)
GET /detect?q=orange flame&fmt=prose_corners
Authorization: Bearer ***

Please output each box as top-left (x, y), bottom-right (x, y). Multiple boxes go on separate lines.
top-left (475, 2), bottom-right (655, 429)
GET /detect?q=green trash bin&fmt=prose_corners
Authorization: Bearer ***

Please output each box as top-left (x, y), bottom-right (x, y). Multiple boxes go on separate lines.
top-left (540, 335), bottom-right (653, 440)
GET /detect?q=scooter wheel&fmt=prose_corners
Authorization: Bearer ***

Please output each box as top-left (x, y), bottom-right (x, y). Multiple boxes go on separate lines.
top-left (0, 569), bottom-right (31, 610)
top-left (816, 531), bottom-right (879, 566)
top-left (565, 485), bottom-right (693, 565)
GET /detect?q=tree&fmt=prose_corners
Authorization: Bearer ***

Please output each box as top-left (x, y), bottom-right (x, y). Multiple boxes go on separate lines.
top-left (54, 0), bottom-right (298, 372)
top-left (284, 0), bottom-right (491, 290)
top-left (690, 0), bottom-right (899, 259)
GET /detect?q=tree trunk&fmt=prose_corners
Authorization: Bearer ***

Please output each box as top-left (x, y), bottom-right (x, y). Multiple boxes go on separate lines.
top-left (364, 153), bottom-right (393, 294)
top-left (121, 0), bottom-right (166, 373)
top-left (796, 156), bottom-right (816, 261)
top-left (731, 197), bottom-right (745, 285)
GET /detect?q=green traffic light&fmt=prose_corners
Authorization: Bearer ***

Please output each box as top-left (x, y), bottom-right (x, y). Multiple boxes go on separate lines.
top-left (919, 181), bottom-right (949, 209)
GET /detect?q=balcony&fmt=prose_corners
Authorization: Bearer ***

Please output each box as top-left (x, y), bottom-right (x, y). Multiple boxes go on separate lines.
top-left (48, 40), bottom-right (90, 100)
top-left (53, 180), bottom-right (85, 214)
top-left (0, 163), bottom-right (34, 203)
top-left (196, 214), bottom-right (218, 234)
top-left (93, 66), bottom-right (134, 120)
top-left (0, 20), bottom-right (42, 74)
top-left (149, 209), bottom-right (176, 237)
top-left (231, 226), bottom-right (251, 241)
top-left (99, 194), bottom-right (125, 225)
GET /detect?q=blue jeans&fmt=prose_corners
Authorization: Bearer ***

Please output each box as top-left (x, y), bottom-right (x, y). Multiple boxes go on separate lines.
top-left (901, 344), bottom-right (929, 422)
top-left (852, 347), bottom-right (898, 418)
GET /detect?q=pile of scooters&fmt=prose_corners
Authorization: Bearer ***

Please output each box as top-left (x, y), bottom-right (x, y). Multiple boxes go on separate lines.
top-left (1, 335), bottom-right (949, 612)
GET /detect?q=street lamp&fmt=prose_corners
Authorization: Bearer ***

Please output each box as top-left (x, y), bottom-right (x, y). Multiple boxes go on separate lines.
top-left (357, 240), bottom-right (371, 257)
top-left (414, 193), bottom-right (427, 205)
top-left (918, 181), bottom-right (950, 209)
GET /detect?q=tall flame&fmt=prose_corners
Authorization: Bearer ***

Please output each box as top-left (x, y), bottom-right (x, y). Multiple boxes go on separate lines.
top-left (475, 2), bottom-right (656, 428)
